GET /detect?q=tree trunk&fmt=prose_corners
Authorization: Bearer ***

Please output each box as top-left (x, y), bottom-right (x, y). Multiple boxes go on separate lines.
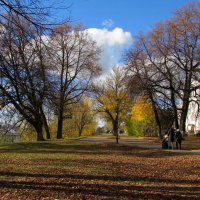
top-left (156, 123), bottom-right (162, 139)
top-left (41, 108), bottom-right (51, 139)
top-left (113, 115), bottom-right (119, 144)
top-left (57, 107), bottom-right (64, 139)
top-left (149, 94), bottom-right (162, 139)
top-left (34, 121), bottom-right (45, 141)
top-left (170, 86), bottom-right (179, 129)
top-left (180, 73), bottom-right (192, 136)
top-left (78, 131), bottom-right (81, 137)
top-left (180, 103), bottom-right (189, 136)
top-left (112, 120), bottom-right (117, 135)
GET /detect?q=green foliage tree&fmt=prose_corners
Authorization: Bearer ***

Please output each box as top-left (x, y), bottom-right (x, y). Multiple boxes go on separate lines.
top-left (124, 118), bottom-right (135, 136)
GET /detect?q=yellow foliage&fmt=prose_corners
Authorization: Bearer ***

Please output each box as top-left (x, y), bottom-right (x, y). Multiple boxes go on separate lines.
top-left (98, 92), bottom-right (131, 119)
top-left (132, 96), bottom-right (154, 123)
top-left (130, 96), bottom-right (157, 136)
top-left (20, 124), bottom-right (37, 142)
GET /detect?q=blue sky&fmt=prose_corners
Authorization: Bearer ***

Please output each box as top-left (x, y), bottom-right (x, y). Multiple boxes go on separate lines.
top-left (51, 0), bottom-right (193, 36)
top-left (47, 0), bottom-right (195, 72)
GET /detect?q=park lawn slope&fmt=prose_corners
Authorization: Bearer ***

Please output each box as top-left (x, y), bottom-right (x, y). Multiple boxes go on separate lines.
top-left (0, 141), bottom-right (200, 199)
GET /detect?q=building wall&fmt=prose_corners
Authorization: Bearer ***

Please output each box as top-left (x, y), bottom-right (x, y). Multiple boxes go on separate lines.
top-left (186, 100), bottom-right (200, 133)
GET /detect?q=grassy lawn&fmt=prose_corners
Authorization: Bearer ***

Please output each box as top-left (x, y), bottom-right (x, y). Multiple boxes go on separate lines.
top-left (141, 134), bottom-right (200, 150)
top-left (181, 135), bottom-right (200, 150)
top-left (0, 139), bottom-right (200, 199)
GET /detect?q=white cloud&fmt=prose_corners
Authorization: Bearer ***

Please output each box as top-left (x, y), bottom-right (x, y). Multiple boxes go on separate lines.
top-left (86, 27), bottom-right (133, 73)
top-left (102, 19), bottom-right (114, 28)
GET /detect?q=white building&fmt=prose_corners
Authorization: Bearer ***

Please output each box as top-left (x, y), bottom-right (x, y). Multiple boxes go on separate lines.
top-left (185, 91), bottom-right (200, 133)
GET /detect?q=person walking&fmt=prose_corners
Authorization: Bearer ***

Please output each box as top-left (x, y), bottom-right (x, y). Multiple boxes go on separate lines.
top-left (162, 132), bottom-right (168, 149)
top-left (175, 129), bottom-right (182, 150)
top-left (168, 127), bottom-right (175, 149)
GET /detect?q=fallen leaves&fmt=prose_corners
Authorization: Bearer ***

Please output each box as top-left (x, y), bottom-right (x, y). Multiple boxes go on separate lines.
top-left (0, 142), bottom-right (199, 199)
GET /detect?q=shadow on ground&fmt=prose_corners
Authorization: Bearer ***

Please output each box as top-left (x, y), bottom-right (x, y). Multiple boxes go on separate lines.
top-left (0, 171), bottom-right (200, 199)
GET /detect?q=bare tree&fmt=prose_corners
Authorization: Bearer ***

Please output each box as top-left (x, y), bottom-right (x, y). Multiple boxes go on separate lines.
top-left (166, 3), bottom-right (200, 134)
top-left (48, 23), bottom-right (101, 139)
top-left (126, 2), bottom-right (200, 135)
top-left (0, 13), bottom-right (50, 141)
top-left (0, 0), bottom-right (54, 27)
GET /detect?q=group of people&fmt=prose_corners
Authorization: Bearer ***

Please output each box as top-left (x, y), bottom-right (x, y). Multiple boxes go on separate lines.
top-left (162, 127), bottom-right (183, 150)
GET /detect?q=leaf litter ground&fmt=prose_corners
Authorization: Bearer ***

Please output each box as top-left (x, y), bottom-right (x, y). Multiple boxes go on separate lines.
top-left (0, 140), bottom-right (200, 199)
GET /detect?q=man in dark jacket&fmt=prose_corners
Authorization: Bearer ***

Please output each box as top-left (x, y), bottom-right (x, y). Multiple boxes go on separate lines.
top-left (175, 129), bottom-right (182, 150)
top-left (168, 127), bottom-right (175, 149)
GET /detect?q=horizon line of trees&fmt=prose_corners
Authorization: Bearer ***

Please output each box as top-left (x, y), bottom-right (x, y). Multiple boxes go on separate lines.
top-left (0, 1), bottom-right (200, 142)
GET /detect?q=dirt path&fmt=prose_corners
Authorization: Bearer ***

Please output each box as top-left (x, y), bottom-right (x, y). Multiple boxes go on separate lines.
top-left (80, 135), bottom-right (160, 149)
top-left (80, 135), bottom-right (200, 155)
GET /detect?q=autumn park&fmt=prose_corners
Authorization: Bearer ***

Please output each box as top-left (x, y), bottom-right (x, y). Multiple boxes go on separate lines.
top-left (0, 0), bottom-right (200, 199)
